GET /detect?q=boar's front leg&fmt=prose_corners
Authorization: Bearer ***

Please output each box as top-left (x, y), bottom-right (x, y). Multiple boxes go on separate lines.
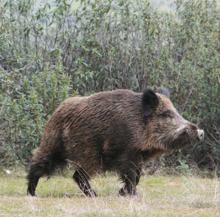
top-left (119, 162), bottom-right (141, 196)
top-left (73, 168), bottom-right (97, 197)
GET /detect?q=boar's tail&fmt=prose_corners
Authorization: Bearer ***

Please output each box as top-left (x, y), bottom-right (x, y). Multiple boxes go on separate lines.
top-left (27, 136), bottom-right (67, 196)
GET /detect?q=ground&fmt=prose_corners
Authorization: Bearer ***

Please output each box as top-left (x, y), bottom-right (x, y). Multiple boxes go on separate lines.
top-left (0, 170), bottom-right (219, 217)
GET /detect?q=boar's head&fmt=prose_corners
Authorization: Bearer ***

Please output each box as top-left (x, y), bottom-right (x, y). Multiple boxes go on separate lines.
top-left (142, 89), bottom-right (204, 150)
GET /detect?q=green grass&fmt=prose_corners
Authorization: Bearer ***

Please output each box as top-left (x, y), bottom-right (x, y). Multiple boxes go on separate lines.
top-left (0, 171), bottom-right (219, 217)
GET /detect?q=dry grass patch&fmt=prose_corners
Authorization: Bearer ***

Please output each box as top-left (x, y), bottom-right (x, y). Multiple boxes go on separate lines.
top-left (0, 171), bottom-right (219, 217)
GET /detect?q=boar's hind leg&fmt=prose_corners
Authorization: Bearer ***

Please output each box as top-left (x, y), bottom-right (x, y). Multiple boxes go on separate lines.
top-left (27, 152), bottom-right (66, 196)
top-left (119, 164), bottom-right (141, 196)
top-left (73, 168), bottom-right (97, 197)
top-left (27, 161), bottom-right (47, 196)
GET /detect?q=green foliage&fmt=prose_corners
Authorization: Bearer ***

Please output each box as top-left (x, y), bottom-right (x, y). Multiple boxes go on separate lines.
top-left (0, 0), bottom-right (219, 169)
top-left (0, 66), bottom-right (71, 165)
top-left (176, 159), bottom-right (191, 175)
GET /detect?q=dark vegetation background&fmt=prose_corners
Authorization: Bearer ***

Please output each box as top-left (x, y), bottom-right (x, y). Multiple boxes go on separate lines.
top-left (0, 0), bottom-right (219, 173)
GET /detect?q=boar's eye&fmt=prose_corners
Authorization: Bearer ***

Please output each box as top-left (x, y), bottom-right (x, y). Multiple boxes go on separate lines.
top-left (158, 110), bottom-right (174, 118)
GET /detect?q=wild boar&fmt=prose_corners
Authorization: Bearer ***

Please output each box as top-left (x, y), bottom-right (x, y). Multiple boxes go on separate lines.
top-left (27, 89), bottom-right (204, 197)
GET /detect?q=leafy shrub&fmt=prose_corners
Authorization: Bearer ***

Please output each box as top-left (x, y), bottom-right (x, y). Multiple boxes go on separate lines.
top-left (0, 0), bottom-right (219, 170)
top-left (0, 63), bottom-right (71, 165)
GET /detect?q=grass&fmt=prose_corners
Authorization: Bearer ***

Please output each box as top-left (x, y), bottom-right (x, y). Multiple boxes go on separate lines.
top-left (0, 170), bottom-right (219, 217)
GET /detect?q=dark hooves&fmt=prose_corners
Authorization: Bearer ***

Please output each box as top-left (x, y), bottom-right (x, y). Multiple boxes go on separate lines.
top-left (85, 190), bottom-right (97, 197)
top-left (27, 191), bottom-right (36, 197)
top-left (118, 188), bottom-right (137, 197)
top-left (27, 187), bottom-right (36, 197)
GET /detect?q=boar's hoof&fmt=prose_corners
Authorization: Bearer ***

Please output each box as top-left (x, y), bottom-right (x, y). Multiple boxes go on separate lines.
top-left (85, 189), bottom-right (97, 197)
top-left (118, 187), bottom-right (137, 197)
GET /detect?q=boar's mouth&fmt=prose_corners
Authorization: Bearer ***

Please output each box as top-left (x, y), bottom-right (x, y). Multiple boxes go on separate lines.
top-left (164, 130), bottom-right (195, 150)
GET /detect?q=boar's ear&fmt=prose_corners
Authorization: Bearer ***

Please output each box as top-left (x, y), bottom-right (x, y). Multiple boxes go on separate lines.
top-left (156, 87), bottom-right (170, 98)
top-left (142, 89), bottom-right (159, 117)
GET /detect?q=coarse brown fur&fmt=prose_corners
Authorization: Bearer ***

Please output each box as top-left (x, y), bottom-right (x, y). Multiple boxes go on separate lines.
top-left (27, 89), bottom-right (203, 197)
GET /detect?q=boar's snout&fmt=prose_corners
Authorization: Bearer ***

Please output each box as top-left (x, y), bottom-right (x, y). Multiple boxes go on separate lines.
top-left (197, 129), bottom-right (204, 141)
top-left (167, 122), bottom-right (205, 150)
top-left (185, 123), bottom-right (204, 142)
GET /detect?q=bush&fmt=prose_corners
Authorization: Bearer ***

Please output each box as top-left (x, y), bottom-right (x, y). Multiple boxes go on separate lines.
top-left (0, 0), bottom-right (219, 170)
top-left (0, 62), bottom-right (71, 165)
